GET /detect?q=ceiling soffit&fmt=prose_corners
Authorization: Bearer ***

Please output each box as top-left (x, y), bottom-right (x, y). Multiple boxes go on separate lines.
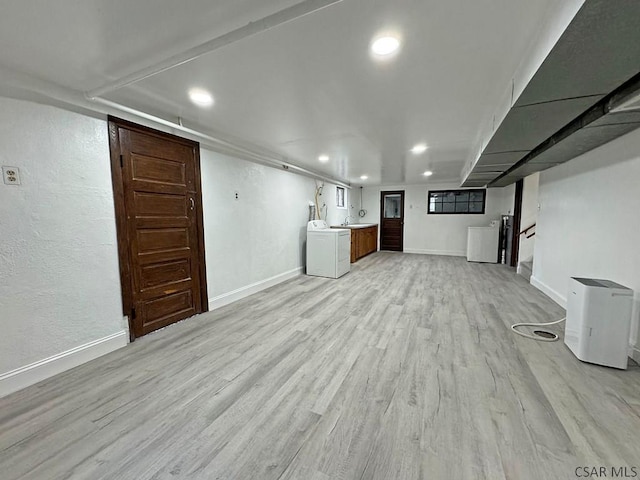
top-left (462, 0), bottom-right (640, 188)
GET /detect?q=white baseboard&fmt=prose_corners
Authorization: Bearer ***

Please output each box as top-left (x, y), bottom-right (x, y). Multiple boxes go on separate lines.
top-left (404, 248), bottom-right (466, 257)
top-left (517, 262), bottom-right (533, 276)
top-left (209, 267), bottom-right (303, 311)
top-left (530, 275), bottom-right (567, 309)
top-left (0, 330), bottom-right (128, 398)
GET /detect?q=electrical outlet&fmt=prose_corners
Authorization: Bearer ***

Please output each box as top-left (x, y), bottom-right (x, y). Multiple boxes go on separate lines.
top-left (2, 166), bottom-right (21, 185)
top-left (234, 191), bottom-right (239, 200)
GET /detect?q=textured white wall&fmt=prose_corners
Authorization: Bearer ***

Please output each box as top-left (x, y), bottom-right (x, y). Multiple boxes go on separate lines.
top-left (0, 98), bottom-right (125, 374)
top-left (196, 150), bottom-right (345, 301)
top-left (357, 183), bottom-right (512, 256)
top-left (533, 128), bottom-right (640, 357)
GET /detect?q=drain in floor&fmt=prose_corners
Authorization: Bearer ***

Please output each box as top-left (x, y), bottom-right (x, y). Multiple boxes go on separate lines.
top-left (533, 330), bottom-right (557, 339)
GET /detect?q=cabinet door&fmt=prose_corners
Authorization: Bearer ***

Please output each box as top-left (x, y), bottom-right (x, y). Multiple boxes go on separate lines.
top-left (365, 227), bottom-right (374, 254)
top-left (373, 226), bottom-right (378, 252)
top-left (350, 230), bottom-right (357, 263)
top-left (357, 229), bottom-right (366, 259)
top-left (363, 228), bottom-right (370, 254)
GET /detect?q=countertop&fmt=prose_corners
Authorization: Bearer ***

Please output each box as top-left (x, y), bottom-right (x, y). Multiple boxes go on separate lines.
top-left (331, 223), bottom-right (378, 229)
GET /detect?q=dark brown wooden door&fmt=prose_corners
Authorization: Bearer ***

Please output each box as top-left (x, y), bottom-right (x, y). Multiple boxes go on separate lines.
top-left (108, 117), bottom-right (208, 339)
top-left (380, 191), bottom-right (404, 251)
top-left (511, 179), bottom-right (524, 267)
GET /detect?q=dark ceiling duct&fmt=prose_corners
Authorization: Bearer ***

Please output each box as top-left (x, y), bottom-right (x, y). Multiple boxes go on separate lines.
top-left (462, 0), bottom-right (640, 188)
top-left (490, 72), bottom-right (640, 187)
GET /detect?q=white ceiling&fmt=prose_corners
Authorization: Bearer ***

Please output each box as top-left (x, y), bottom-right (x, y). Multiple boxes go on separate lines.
top-left (0, 0), bottom-right (576, 186)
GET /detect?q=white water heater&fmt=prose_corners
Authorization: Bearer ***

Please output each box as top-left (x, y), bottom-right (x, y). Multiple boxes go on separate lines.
top-left (564, 277), bottom-right (633, 369)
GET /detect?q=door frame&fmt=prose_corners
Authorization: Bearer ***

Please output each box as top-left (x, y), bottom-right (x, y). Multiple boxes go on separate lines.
top-left (510, 179), bottom-right (524, 267)
top-left (379, 190), bottom-right (405, 251)
top-left (107, 116), bottom-right (208, 341)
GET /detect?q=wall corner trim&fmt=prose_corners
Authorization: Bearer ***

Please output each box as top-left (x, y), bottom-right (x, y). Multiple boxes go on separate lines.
top-left (0, 330), bottom-right (128, 398)
top-left (209, 267), bottom-right (303, 311)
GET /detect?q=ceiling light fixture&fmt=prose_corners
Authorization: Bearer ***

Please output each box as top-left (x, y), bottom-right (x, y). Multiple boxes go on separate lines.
top-left (360, 175), bottom-right (368, 180)
top-left (318, 154), bottom-right (329, 162)
top-left (371, 36), bottom-right (401, 56)
top-left (188, 88), bottom-right (214, 107)
top-left (423, 170), bottom-right (433, 177)
top-left (411, 143), bottom-right (428, 154)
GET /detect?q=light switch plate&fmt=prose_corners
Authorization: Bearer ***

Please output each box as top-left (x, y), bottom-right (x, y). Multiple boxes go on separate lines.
top-left (2, 166), bottom-right (21, 185)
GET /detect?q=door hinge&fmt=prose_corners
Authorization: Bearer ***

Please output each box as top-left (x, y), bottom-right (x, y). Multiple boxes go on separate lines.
top-left (119, 155), bottom-right (124, 168)
top-left (131, 307), bottom-right (136, 319)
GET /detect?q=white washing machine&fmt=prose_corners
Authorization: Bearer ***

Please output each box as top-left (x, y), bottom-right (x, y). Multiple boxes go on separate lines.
top-left (306, 220), bottom-right (350, 278)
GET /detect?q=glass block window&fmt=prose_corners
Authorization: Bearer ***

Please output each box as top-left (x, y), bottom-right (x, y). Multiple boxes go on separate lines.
top-left (428, 189), bottom-right (486, 215)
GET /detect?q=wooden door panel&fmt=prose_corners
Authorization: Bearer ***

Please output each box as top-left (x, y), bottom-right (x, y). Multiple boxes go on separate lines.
top-left (109, 117), bottom-right (207, 339)
top-left (139, 259), bottom-right (192, 290)
top-left (129, 181), bottom-right (186, 196)
top-left (139, 279), bottom-right (194, 303)
top-left (134, 192), bottom-right (187, 217)
top-left (131, 154), bottom-right (187, 185)
top-left (140, 290), bottom-right (195, 334)
top-left (383, 226), bottom-right (402, 235)
top-left (136, 228), bottom-right (190, 253)
top-left (137, 248), bottom-right (190, 265)
top-left (144, 290), bottom-right (193, 317)
top-left (129, 133), bottom-right (193, 163)
top-left (135, 217), bottom-right (191, 229)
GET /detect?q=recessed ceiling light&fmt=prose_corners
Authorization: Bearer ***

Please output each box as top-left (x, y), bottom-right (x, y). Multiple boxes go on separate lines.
top-left (360, 175), bottom-right (368, 180)
top-left (423, 170), bottom-right (433, 177)
top-left (318, 154), bottom-right (329, 162)
top-left (188, 88), bottom-right (214, 107)
top-left (411, 143), bottom-right (428, 154)
top-left (371, 36), bottom-right (401, 56)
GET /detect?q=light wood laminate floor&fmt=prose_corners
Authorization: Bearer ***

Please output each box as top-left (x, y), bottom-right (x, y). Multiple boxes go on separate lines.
top-left (1, 253), bottom-right (639, 480)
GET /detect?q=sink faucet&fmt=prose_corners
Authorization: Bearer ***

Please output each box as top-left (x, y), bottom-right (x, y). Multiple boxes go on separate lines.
top-left (344, 215), bottom-right (352, 226)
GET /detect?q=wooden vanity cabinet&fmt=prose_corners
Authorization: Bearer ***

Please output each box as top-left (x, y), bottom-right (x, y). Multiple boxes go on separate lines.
top-left (333, 225), bottom-right (378, 263)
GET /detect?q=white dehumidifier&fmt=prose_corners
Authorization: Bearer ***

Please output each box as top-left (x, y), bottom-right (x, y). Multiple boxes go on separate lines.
top-left (564, 277), bottom-right (633, 369)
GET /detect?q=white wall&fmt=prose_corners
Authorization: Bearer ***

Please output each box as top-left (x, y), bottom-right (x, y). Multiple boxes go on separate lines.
top-left (518, 172), bottom-right (540, 264)
top-left (200, 150), bottom-right (319, 306)
top-left (357, 182), bottom-right (513, 256)
top-left (0, 98), bottom-right (126, 390)
top-left (532, 128), bottom-right (640, 360)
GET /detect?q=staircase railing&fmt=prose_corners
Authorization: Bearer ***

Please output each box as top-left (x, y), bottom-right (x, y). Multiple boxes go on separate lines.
top-left (519, 223), bottom-right (536, 238)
